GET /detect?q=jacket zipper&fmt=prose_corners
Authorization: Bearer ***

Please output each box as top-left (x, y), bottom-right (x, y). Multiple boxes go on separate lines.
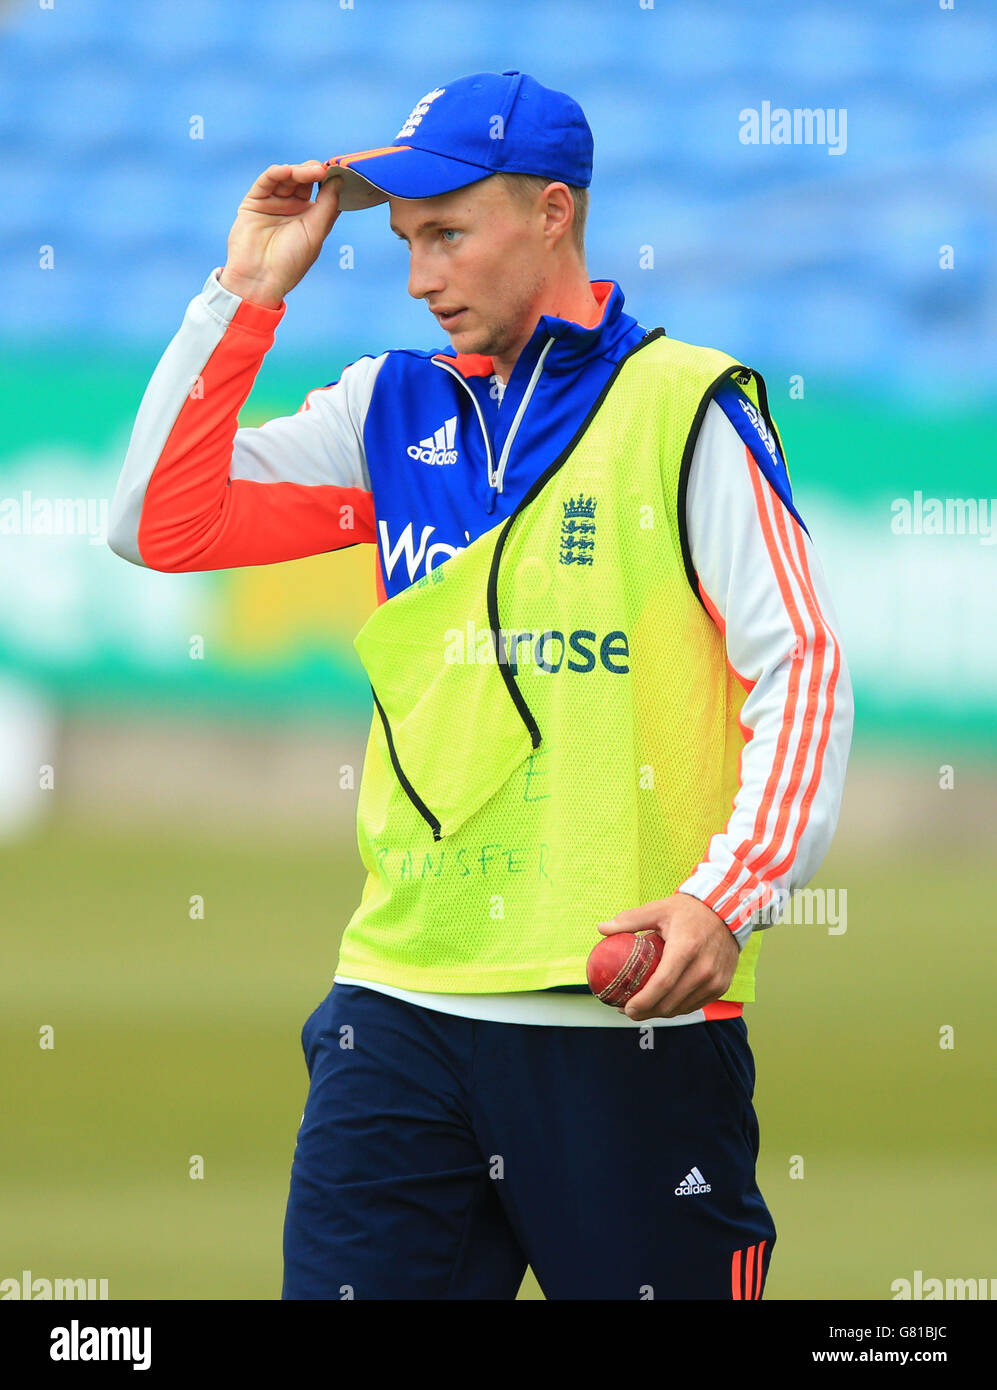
top-left (375, 336), bottom-right (560, 838)
top-left (432, 338), bottom-right (555, 513)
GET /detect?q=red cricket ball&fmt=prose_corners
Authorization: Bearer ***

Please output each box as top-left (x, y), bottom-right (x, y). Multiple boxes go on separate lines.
top-left (586, 930), bottom-right (665, 1007)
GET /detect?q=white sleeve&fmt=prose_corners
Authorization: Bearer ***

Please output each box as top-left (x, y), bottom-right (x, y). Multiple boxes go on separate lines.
top-left (107, 268), bottom-right (385, 571)
top-left (676, 396), bottom-right (855, 948)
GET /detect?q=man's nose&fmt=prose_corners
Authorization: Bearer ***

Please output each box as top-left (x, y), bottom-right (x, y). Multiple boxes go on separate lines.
top-left (407, 247), bottom-right (445, 302)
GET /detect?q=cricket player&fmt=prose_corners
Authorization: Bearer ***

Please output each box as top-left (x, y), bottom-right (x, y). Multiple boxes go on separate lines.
top-left (108, 70), bottom-right (854, 1300)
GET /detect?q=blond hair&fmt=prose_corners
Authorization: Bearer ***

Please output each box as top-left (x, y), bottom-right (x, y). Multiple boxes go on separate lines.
top-left (492, 172), bottom-right (588, 255)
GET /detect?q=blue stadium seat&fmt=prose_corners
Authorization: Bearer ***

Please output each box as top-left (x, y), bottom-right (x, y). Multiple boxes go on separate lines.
top-left (0, 0), bottom-right (991, 386)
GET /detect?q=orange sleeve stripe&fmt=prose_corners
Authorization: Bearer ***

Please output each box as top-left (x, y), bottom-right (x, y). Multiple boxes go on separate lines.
top-left (736, 457), bottom-right (812, 859)
top-left (732, 478), bottom-right (841, 888)
top-left (740, 489), bottom-right (827, 879)
top-left (702, 449), bottom-right (806, 912)
top-left (722, 476), bottom-right (831, 925)
top-left (761, 520), bottom-right (842, 880)
top-left (727, 485), bottom-right (842, 916)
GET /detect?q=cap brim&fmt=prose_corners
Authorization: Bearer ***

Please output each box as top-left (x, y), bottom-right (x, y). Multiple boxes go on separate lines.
top-left (324, 145), bottom-right (493, 211)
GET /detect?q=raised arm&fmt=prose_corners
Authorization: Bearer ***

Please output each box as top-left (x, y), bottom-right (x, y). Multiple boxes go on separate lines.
top-left (107, 161), bottom-right (381, 572)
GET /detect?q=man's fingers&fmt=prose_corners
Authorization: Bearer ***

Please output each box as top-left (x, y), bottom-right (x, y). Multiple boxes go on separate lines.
top-left (306, 169), bottom-right (343, 235)
top-left (625, 922), bottom-right (734, 1023)
top-left (244, 161), bottom-right (329, 206)
top-left (622, 937), bottom-right (699, 1016)
top-left (596, 894), bottom-right (739, 1018)
top-left (244, 163), bottom-right (299, 200)
top-left (596, 899), bottom-right (672, 935)
top-left (298, 186), bottom-right (341, 247)
top-left (627, 967), bottom-right (712, 1019)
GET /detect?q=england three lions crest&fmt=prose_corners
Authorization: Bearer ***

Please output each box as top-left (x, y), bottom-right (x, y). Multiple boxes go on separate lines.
top-left (559, 494), bottom-right (597, 566)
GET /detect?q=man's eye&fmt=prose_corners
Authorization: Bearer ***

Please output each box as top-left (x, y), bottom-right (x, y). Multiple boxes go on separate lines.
top-left (441, 229), bottom-right (460, 243)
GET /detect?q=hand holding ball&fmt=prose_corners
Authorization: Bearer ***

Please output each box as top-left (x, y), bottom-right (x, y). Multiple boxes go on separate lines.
top-left (586, 930), bottom-right (665, 1007)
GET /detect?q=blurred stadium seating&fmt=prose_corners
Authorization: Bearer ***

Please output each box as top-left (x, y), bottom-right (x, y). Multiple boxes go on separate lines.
top-left (0, 0), bottom-right (993, 388)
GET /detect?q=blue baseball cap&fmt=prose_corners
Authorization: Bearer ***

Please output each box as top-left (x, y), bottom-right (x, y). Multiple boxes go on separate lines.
top-left (323, 70), bottom-right (593, 210)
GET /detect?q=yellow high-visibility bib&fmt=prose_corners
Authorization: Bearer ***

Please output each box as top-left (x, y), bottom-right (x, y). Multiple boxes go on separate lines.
top-left (338, 330), bottom-right (787, 999)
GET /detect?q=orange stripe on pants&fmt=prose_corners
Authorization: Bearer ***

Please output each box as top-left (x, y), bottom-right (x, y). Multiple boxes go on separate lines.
top-left (754, 1239), bottom-right (767, 1299)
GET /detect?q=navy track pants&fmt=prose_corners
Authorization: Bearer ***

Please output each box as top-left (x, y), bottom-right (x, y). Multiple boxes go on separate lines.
top-left (281, 982), bottom-right (775, 1300)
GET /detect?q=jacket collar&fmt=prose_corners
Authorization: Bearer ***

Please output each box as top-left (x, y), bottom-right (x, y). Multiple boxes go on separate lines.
top-left (432, 280), bottom-right (636, 380)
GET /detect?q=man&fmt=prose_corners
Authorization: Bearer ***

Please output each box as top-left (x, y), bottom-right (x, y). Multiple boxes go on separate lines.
top-left (108, 70), bottom-right (853, 1300)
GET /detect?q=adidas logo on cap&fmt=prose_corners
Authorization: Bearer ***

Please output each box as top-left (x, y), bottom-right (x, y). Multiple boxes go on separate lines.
top-left (674, 1166), bottom-right (712, 1196)
top-left (408, 416), bottom-right (459, 466)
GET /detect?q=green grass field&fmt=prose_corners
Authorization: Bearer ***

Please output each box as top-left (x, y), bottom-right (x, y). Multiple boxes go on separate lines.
top-left (2, 815), bottom-right (993, 1300)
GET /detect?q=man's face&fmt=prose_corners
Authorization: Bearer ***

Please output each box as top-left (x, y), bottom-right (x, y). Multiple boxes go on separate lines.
top-left (388, 177), bottom-right (548, 365)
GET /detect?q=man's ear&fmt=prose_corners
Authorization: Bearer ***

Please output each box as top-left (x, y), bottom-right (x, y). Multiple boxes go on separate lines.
top-left (542, 183), bottom-right (576, 249)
